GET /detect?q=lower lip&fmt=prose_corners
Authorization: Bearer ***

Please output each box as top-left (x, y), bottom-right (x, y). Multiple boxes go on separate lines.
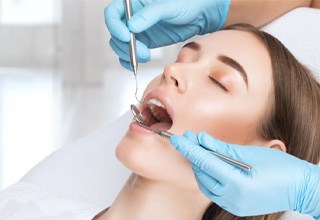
top-left (129, 121), bottom-right (156, 135)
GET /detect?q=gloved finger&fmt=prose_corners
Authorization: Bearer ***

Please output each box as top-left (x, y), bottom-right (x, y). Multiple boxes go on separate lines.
top-left (119, 58), bottom-right (132, 71)
top-left (192, 164), bottom-right (223, 196)
top-left (109, 37), bottom-right (130, 62)
top-left (104, 1), bottom-right (130, 42)
top-left (198, 132), bottom-right (237, 158)
top-left (129, 1), bottom-right (183, 33)
top-left (110, 37), bottom-right (151, 63)
top-left (183, 130), bottom-right (199, 144)
top-left (195, 171), bottom-right (221, 203)
top-left (170, 135), bottom-right (236, 184)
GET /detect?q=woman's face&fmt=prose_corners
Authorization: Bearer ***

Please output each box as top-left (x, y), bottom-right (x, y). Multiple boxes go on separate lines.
top-left (116, 30), bottom-right (273, 189)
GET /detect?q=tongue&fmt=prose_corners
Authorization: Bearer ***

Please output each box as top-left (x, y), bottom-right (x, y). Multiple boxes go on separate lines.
top-left (150, 122), bottom-right (172, 131)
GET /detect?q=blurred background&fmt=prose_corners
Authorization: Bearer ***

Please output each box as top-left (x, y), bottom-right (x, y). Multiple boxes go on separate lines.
top-left (0, 0), bottom-right (181, 190)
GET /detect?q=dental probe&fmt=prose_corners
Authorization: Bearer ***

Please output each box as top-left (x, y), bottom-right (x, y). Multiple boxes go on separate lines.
top-left (124, 0), bottom-right (138, 76)
top-left (130, 105), bottom-right (252, 171)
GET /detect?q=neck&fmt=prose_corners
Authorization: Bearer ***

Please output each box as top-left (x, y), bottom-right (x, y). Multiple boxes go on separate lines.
top-left (101, 173), bottom-right (210, 220)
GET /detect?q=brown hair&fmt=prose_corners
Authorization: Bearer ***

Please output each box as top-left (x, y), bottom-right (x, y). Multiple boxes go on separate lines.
top-left (202, 23), bottom-right (320, 220)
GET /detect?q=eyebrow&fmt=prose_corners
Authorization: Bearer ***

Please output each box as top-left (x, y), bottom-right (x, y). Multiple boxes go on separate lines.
top-left (182, 41), bottom-right (248, 88)
top-left (217, 55), bottom-right (248, 88)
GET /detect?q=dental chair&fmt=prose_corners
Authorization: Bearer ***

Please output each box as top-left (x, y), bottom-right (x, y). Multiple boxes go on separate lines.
top-left (0, 7), bottom-right (319, 220)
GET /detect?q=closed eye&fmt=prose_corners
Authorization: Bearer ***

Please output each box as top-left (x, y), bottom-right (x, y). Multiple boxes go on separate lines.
top-left (209, 76), bottom-right (228, 92)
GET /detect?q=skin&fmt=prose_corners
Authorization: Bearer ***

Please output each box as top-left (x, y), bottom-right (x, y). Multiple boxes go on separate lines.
top-left (97, 30), bottom-right (285, 220)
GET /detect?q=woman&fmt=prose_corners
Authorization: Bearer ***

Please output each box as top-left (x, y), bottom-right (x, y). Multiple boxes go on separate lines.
top-left (94, 24), bottom-right (320, 220)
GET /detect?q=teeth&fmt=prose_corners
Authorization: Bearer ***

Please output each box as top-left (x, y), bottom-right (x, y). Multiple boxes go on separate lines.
top-left (147, 98), bottom-right (166, 121)
top-left (149, 105), bottom-right (161, 121)
top-left (147, 98), bottom-right (165, 109)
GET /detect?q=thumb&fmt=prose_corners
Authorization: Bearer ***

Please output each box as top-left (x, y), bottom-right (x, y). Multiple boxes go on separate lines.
top-left (197, 132), bottom-right (237, 158)
top-left (198, 133), bottom-right (254, 172)
top-left (170, 134), bottom-right (237, 184)
top-left (129, 1), bottom-right (180, 33)
top-left (183, 130), bottom-right (199, 145)
top-left (170, 135), bottom-right (214, 167)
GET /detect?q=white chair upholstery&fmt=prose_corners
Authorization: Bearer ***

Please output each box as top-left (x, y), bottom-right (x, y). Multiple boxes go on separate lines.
top-left (262, 7), bottom-right (320, 80)
top-left (0, 7), bottom-right (319, 220)
top-left (20, 110), bottom-right (132, 207)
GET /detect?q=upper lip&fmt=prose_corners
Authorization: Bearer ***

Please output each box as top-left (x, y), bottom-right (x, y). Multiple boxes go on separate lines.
top-left (141, 89), bottom-right (174, 122)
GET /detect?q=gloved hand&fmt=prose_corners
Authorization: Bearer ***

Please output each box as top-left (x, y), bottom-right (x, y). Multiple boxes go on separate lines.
top-left (170, 131), bottom-right (320, 219)
top-left (104, 0), bottom-right (230, 70)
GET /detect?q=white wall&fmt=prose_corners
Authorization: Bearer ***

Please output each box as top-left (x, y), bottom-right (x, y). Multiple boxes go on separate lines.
top-left (0, 26), bottom-right (57, 68)
top-left (58, 0), bottom-right (112, 85)
top-left (0, 0), bottom-right (183, 189)
top-left (0, 0), bottom-right (180, 85)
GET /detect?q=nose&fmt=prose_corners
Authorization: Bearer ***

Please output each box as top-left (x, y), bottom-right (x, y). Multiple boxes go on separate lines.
top-left (162, 63), bottom-right (189, 93)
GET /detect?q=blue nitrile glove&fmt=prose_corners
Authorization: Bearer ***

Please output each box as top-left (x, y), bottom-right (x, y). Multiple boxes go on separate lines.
top-left (170, 131), bottom-right (320, 219)
top-left (104, 0), bottom-right (230, 70)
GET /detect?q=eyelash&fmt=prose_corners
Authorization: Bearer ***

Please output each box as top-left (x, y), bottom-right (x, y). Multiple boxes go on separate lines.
top-left (209, 76), bottom-right (228, 92)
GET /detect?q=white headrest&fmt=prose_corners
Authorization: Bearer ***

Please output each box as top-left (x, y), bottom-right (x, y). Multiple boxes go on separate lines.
top-left (262, 7), bottom-right (320, 81)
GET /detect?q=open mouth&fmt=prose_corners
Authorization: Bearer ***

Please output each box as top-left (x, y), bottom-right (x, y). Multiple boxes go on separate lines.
top-left (141, 98), bottom-right (173, 131)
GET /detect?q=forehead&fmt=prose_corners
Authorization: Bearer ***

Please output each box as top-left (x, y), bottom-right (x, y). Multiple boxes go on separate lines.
top-left (195, 30), bottom-right (267, 59)
top-left (194, 30), bottom-right (271, 69)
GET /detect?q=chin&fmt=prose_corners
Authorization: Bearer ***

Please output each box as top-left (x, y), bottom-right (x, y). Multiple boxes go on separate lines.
top-left (115, 132), bottom-right (154, 175)
top-left (115, 131), bottom-right (198, 189)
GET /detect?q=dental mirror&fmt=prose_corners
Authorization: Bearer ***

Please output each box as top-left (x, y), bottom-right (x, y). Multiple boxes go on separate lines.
top-left (130, 104), bottom-right (144, 124)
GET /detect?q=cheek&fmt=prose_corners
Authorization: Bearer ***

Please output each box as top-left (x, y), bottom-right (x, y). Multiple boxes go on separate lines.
top-left (176, 95), bottom-right (260, 144)
top-left (116, 132), bottom-right (199, 189)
